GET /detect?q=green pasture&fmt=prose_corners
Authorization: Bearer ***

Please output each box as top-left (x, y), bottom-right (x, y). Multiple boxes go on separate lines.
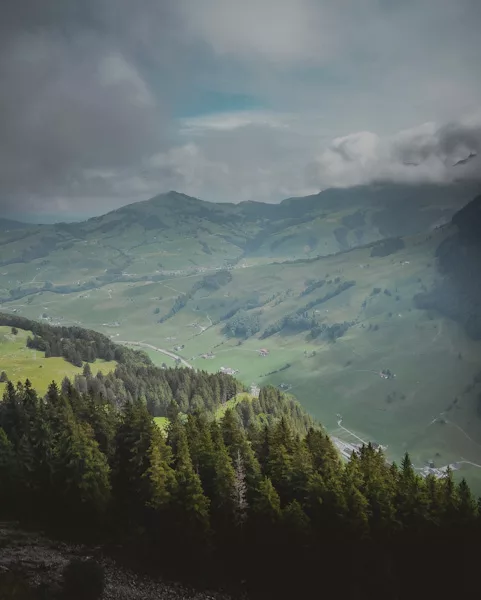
top-left (2, 227), bottom-right (481, 490)
top-left (0, 326), bottom-right (117, 396)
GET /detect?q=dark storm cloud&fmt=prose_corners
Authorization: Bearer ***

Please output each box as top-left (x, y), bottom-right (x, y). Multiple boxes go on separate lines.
top-left (0, 0), bottom-right (178, 214)
top-left (437, 121), bottom-right (481, 158)
top-left (391, 120), bottom-right (481, 167)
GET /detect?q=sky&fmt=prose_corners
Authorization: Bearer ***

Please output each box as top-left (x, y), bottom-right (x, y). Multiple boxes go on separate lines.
top-left (1, 0), bottom-right (481, 220)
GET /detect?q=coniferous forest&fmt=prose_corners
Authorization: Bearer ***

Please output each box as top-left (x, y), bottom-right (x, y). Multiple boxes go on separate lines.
top-left (1, 371), bottom-right (480, 600)
top-left (0, 313), bottom-right (147, 367)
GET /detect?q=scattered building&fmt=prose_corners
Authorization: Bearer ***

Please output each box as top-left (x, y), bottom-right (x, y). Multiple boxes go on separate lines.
top-left (332, 437), bottom-right (362, 461)
top-left (418, 464), bottom-right (458, 479)
top-left (258, 348), bottom-right (269, 357)
top-left (380, 369), bottom-right (395, 380)
top-left (219, 366), bottom-right (239, 376)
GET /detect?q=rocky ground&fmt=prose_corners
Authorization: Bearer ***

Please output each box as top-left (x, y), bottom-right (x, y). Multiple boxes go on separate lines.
top-left (0, 523), bottom-right (235, 599)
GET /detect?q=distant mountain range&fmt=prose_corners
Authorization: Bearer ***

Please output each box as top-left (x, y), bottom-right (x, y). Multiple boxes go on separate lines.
top-left (1, 182), bottom-right (479, 276)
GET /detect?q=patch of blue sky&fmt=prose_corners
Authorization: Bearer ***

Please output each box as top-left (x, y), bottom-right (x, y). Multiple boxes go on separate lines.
top-left (175, 90), bottom-right (266, 118)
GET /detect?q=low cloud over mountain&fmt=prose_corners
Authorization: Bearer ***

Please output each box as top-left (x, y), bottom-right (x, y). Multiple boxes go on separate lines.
top-left (308, 115), bottom-right (481, 189)
top-left (0, 0), bottom-right (480, 217)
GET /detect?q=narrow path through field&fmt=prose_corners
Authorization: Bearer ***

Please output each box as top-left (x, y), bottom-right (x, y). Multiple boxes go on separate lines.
top-left (118, 340), bottom-right (193, 369)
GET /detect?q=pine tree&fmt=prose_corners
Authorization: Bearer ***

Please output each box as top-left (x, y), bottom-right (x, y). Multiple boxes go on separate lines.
top-left (210, 423), bottom-right (236, 518)
top-left (16, 434), bottom-right (36, 495)
top-left (357, 443), bottom-right (396, 533)
top-left (425, 474), bottom-right (443, 526)
top-left (166, 408), bottom-right (185, 457)
top-left (221, 408), bottom-right (262, 503)
top-left (287, 441), bottom-right (314, 504)
top-left (111, 399), bottom-right (157, 526)
top-left (306, 467), bottom-right (345, 536)
top-left (172, 427), bottom-right (210, 539)
top-left (456, 478), bottom-right (477, 524)
top-left (61, 376), bottom-right (72, 396)
top-left (0, 381), bottom-right (20, 445)
top-left (46, 381), bottom-right (61, 405)
top-left (144, 425), bottom-right (176, 511)
top-left (441, 468), bottom-right (459, 526)
top-left (56, 418), bottom-right (111, 521)
top-left (396, 452), bottom-right (428, 529)
top-left (305, 428), bottom-right (340, 479)
top-left (266, 436), bottom-right (293, 503)
top-left (253, 476), bottom-right (281, 524)
top-left (31, 401), bottom-right (56, 509)
top-left (83, 363), bottom-right (92, 378)
top-left (232, 450), bottom-right (248, 526)
top-left (221, 408), bottom-right (244, 454)
top-left (0, 427), bottom-right (15, 512)
top-left (342, 454), bottom-right (370, 537)
top-left (271, 417), bottom-right (296, 454)
top-left (184, 413), bottom-right (205, 472)
top-left (282, 499), bottom-right (310, 535)
top-left (82, 394), bottom-right (116, 459)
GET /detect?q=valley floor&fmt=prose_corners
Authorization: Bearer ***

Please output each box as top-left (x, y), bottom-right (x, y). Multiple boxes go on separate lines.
top-left (3, 226), bottom-right (481, 491)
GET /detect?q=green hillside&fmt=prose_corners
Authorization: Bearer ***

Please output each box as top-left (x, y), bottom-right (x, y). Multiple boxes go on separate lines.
top-left (3, 223), bottom-right (481, 482)
top-left (0, 326), bottom-right (117, 395)
top-left (0, 184), bottom-right (478, 305)
top-left (1, 184), bottom-right (481, 489)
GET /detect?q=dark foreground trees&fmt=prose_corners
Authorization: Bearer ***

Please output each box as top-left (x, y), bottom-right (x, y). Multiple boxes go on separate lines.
top-left (0, 377), bottom-right (480, 599)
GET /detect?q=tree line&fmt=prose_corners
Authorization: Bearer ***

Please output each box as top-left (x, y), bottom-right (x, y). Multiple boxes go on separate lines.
top-left (71, 362), bottom-right (242, 417)
top-left (70, 362), bottom-right (314, 436)
top-left (1, 375), bottom-right (480, 599)
top-left (0, 313), bottom-right (149, 367)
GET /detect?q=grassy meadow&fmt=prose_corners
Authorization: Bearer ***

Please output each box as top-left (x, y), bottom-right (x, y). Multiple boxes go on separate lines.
top-left (0, 326), bottom-right (117, 396)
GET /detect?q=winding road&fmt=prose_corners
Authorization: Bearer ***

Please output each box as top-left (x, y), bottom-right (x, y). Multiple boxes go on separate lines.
top-left (118, 340), bottom-right (193, 369)
top-left (336, 417), bottom-right (368, 445)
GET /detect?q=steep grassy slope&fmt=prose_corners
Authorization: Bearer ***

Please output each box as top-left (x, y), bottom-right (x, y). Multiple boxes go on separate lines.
top-left (1, 183), bottom-right (479, 305)
top-left (1, 184), bottom-right (481, 488)
top-left (4, 220), bottom-right (481, 484)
